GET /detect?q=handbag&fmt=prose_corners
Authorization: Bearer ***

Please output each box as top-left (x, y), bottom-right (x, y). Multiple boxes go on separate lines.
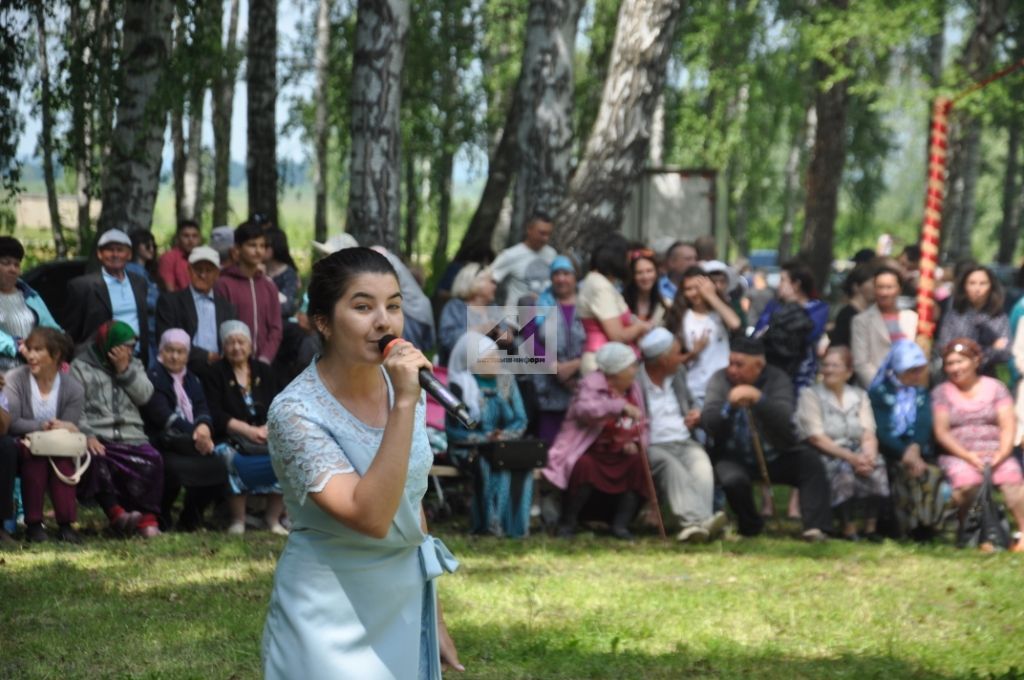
top-left (957, 464), bottom-right (1012, 550)
top-left (24, 429), bottom-right (91, 485)
top-left (477, 438), bottom-right (548, 472)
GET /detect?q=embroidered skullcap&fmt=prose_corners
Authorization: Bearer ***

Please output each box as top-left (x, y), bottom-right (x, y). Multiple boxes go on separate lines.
top-left (596, 342), bottom-right (637, 375)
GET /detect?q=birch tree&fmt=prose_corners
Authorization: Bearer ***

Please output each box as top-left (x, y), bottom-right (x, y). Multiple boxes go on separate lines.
top-left (212, 0), bottom-right (242, 228)
top-left (97, 0), bottom-right (174, 235)
top-left (313, 0), bottom-right (332, 243)
top-left (32, 0), bottom-right (67, 257)
top-left (346, 0), bottom-right (409, 250)
top-left (551, 0), bottom-right (683, 252)
top-left (509, 0), bottom-right (584, 243)
top-left (247, 0), bottom-right (278, 225)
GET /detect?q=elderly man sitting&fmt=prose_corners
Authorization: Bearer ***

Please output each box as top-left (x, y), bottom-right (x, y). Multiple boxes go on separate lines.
top-left (638, 328), bottom-right (727, 542)
top-left (700, 336), bottom-right (832, 541)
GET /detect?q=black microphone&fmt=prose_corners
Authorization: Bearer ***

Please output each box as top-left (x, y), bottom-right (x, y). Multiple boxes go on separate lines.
top-left (377, 335), bottom-right (478, 430)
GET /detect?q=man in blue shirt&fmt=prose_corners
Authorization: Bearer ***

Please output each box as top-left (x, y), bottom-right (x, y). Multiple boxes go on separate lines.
top-left (155, 245), bottom-right (236, 376)
top-left (658, 241), bottom-right (698, 302)
top-left (64, 229), bottom-right (151, 354)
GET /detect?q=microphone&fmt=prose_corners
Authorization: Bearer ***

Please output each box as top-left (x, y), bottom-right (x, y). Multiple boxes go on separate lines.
top-left (377, 335), bottom-right (478, 430)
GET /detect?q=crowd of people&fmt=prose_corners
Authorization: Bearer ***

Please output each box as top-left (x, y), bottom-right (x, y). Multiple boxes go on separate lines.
top-left (1, 212), bottom-right (1023, 554)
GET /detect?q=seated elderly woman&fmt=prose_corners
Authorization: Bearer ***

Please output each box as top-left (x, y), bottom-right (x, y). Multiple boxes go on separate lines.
top-left (797, 346), bottom-right (888, 540)
top-left (932, 338), bottom-right (1024, 552)
top-left (868, 339), bottom-right (944, 540)
top-left (4, 328), bottom-right (83, 543)
top-left (437, 263), bottom-right (496, 367)
top-left (71, 321), bottom-right (163, 538)
top-left (144, 329), bottom-right (226, 531)
top-left (446, 331), bottom-right (530, 537)
top-left (205, 321), bottom-right (286, 535)
top-left (543, 342), bottom-right (649, 540)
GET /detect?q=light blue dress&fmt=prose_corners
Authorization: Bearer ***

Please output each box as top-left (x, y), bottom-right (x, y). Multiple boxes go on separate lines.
top-left (262, 361), bottom-right (458, 680)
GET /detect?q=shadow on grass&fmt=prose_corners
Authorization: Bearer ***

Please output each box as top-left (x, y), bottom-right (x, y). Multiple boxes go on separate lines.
top-left (452, 620), bottom-right (1012, 680)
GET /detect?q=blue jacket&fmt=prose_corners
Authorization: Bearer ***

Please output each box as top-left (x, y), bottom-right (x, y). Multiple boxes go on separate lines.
top-left (0, 280), bottom-right (61, 359)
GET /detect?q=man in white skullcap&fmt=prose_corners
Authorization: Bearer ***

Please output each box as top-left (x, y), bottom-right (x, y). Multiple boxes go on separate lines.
top-left (638, 328), bottom-right (727, 543)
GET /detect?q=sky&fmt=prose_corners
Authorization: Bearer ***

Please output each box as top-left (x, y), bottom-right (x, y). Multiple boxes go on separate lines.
top-left (17, 1), bottom-right (319, 170)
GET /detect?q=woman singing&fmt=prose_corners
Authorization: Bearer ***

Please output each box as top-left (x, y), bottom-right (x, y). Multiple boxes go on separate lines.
top-left (262, 247), bottom-right (462, 679)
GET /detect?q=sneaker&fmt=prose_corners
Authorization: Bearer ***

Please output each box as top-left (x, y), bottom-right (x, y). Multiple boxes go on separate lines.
top-left (227, 521), bottom-right (246, 536)
top-left (702, 511), bottom-right (729, 539)
top-left (801, 528), bottom-right (828, 543)
top-left (676, 525), bottom-right (710, 544)
top-left (267, 522), bottom-right (289, 536)
top-left (0, 529), bottom-right (17, 547)
top-left (26, 523), bottom-right (48, 543)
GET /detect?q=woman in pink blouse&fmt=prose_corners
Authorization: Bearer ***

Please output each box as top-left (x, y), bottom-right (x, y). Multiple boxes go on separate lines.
top-left (932, 338), bottom-right (1024, 552)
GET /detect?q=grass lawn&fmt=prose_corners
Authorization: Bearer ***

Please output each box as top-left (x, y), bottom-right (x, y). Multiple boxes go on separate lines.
top-left (2, 512), bottom-right (1023, 680)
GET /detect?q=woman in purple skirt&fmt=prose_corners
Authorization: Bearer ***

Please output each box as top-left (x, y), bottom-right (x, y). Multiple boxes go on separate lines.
top-left (71, 320), bottom-right (164, 538)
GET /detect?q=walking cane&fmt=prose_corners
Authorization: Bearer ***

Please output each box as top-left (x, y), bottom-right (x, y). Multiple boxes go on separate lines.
top-left (635, 418), bottom-right (667, 540)
top-left (743, 406), bottom-right (779, 530)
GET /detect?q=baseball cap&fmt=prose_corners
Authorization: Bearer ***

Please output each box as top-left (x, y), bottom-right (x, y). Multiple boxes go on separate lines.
top-left (188, 245), bottom-right (220, 267)
top-left (97, 229), bottom-right (132, 248)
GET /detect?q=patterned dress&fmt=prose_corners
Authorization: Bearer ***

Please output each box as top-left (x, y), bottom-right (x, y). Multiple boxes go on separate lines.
top-left (797, 383), bottom-right (889, 507)
top-left (263, 362), bottom-right (457, 680)
top-left (932, 377), bottom-right (1023, 489)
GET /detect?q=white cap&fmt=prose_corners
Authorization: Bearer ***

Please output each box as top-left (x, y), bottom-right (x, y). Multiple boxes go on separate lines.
top-left (639, 327), bottom-right (675, 359)
top-left (312, 233), bottom-right (359, 255)
top-left (188, 245), bottom-right (220, 267)
top-left (97, 229), bottom-right (132, 248)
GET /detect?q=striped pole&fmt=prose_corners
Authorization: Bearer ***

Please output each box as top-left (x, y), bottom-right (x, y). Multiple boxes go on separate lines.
top-left (915, 96), bottom-right (952, 355)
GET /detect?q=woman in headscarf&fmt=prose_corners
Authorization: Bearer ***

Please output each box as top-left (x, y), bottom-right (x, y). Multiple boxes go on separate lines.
top-left (446, 331), bottom-right (529, 537)
top-left (204, 320), bottom-right (286, 535)
top-left (543, 342), bottom-right (650, 540)
top-left (71, 320), bottom-right (164, 538)
top-left (144, 328), bottom-right (226, 531)
top-left (867, 339), bottom-right (945, 540)
top-left (932, 338), bottom-right (1024, 552)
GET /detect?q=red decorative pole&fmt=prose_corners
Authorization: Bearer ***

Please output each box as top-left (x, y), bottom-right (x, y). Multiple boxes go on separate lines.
top-left (915, 96), bottom-right (952, 355)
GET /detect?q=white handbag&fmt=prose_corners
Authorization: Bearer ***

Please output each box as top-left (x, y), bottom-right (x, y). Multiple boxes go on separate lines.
top-left (25, 429), bottom-right (91, 485)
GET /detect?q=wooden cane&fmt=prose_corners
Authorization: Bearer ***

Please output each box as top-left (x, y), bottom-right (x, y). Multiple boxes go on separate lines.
top-left (636, 430), bottom-right (668, 540)
top-left (744, 406), bottom-right (780, 529)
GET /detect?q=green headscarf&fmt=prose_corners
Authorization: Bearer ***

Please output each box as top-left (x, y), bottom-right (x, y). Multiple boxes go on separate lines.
top-left (93, 320), bottom-right (137, 368)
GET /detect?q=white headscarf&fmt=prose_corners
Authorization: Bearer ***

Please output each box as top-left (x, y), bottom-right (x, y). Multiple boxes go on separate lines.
top-left (596, 342), bottom-right (637, 375)
top-left (447, 331), bottom-right (501, 422)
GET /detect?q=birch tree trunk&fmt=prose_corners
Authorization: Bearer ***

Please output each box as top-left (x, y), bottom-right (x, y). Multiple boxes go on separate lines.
top-left (32, 0), bottom-right (67, 258)
top-left (97, 0), bottom-right (174, 235)
top-left (212, 0), bottom-right (241, 228)
top-left (942, 0), bottom-right (1008, 261)
top-left (551, 0), bottom-right (683, 252)
top-left (180, 93), bottom-right (204, 221)
top-left (509, 0), bottom-right (584, 244)
top-left (346, 0), bottom-right (409, 250)
top-left (69, 1), bottom-right (94, 246)
top-left (996, 115), bottom-right (1021, 264)
top-left (313, 0), bottom-right (331, 243)
top-left (799, 14), bottom-right (849, 290)
top-left (247, 0), bottom-right (278, 225)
